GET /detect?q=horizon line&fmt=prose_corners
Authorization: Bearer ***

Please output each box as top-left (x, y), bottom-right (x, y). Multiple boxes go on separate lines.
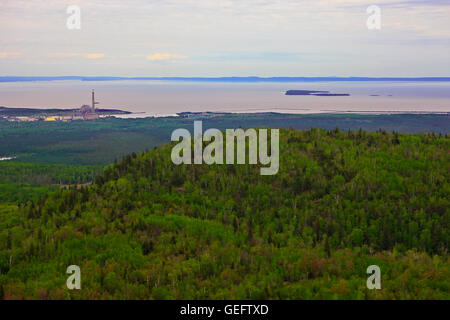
top-left (2, 76), bottom-right (450, 83)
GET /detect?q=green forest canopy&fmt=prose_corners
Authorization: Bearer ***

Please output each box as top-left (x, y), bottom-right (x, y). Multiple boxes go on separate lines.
top-left (0, 128), bottom-right (448, 299)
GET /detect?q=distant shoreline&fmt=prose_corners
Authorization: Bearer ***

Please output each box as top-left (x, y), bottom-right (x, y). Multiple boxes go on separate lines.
top-left (0, 106), bottom-right (131, 118)
top-left (1, 107), bottom-right (448, 121)
top-left (2, 76), bottom-right (450, 83)
top-left (0, 156), bottom-right (16, 161)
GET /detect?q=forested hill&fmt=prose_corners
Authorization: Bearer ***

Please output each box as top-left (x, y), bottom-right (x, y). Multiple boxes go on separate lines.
top-left (0, 128), bottom-right (449, 299)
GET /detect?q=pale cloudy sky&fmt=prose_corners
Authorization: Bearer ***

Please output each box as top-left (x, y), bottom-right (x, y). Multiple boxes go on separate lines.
top-left (0, 0), bottom-right (449, 76)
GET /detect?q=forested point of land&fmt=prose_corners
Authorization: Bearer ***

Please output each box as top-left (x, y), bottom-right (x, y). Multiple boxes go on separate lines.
top-left (0, 128), bottom-right (448, 299)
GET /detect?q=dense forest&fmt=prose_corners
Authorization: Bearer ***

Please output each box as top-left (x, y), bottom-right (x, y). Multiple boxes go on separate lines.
top-left (0, 162), bottom-right (101, 203)
top-left (0, 128), bottom-right (448, 299)
top-left (1, 113), bottom-right (448, 164)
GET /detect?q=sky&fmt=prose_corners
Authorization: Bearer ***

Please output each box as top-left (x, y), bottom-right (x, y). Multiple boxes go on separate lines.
top-left (0, 0), bottom-right (449, 77)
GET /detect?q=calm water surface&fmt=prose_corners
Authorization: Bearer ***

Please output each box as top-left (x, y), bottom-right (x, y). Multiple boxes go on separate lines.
top-left (0, 80), bottom-right (449, 116)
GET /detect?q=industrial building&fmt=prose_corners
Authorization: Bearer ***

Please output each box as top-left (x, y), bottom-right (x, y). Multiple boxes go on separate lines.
top-left (73, 90), bottom-right (100, 120)
top-left (4, 90), bottom-right (102, 122)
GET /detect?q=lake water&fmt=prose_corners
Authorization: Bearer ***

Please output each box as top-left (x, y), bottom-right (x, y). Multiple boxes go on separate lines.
top-left (0, 80), bottom-right (449, 116)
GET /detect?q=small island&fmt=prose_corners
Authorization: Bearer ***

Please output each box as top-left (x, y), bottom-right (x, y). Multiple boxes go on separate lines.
top-left (286, 90), bottom-right (350, 96)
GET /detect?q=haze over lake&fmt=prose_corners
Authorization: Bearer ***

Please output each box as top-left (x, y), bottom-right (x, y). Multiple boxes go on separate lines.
top-left (0, 80), bottom-right (449, 116)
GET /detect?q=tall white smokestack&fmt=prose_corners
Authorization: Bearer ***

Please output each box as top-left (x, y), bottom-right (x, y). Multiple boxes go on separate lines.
top-left (92, 89), bottom-right (95, 112)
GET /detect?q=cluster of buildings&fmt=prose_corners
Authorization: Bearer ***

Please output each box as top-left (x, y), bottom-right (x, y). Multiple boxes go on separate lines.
top-left (4, 90), bottom-right (100, 122)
